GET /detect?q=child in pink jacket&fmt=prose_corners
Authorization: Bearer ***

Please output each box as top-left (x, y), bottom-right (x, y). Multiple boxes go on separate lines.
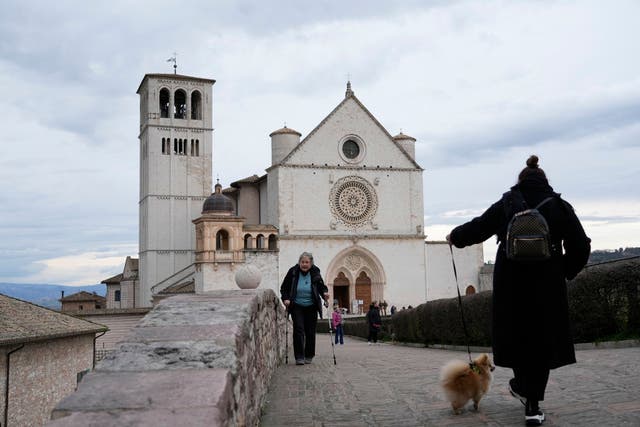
top-left (331, 306), bottom-right (344, 345)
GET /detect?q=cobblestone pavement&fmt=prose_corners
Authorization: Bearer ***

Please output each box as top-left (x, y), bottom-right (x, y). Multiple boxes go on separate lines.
top-left (260, 335), bottom-right (640, 426)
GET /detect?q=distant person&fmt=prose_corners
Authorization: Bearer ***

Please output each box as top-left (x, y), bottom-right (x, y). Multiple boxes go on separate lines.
top-left (407, 305), bottom-right (413, 309)
top-left (366, 302), bottom-right (382, 345)
top-left (390, 305), bottom-right (397, 315)
top-left (447, 155), bottom-right (591, 426)
top-left (332, 305), bottom-right (344, 345)
top-left (280, 252), bottom-right (329, 365)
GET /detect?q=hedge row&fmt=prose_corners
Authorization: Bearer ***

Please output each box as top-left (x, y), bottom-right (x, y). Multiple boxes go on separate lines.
top-left (339, 256), bottom-right (640, 346)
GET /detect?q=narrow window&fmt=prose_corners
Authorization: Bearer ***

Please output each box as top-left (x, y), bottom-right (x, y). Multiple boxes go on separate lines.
top-left (268, 234), bottom-right (278, 250)
top-left (196, 139), bottom-right (199, 156)
top-left (165, 138), bottom-right (171, 154)
top-left (159, 88), bottom-right (170, 118)
top-left (256, 234), bottom-right (265, 249)
top-left (216, 230), bottom-right (229, 250)
top-left (191, 90), bottom-right (202, 120)
top-left (174, 89), bottom-right (187, 119)
top-left (115, 290), bottom-right (121, 301)
top-left (161, 138), bottom-right (166, 154)
top-left (174, 138), bottom-right (178, 154)
top-left (79, 305), bottom-right (84, 310)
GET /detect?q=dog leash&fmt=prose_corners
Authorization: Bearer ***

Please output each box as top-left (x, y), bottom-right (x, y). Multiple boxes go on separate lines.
top-left (449, 243), bottom-right (474, 366)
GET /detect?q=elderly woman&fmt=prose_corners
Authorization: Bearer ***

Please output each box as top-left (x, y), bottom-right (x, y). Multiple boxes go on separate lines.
top-left (280, 252), bottom-right (329, 365)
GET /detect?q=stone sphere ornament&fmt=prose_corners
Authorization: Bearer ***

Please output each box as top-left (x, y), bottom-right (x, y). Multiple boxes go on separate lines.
top-left (235, 264), bottom-right (262, 289)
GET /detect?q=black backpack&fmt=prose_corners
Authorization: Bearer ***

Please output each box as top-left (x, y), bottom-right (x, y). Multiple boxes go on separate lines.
top-left (503, 189), bottom-right (555, 262)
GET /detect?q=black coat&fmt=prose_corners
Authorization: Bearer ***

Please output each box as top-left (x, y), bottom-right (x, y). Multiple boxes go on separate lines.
top-left (450, 176), bottom-right (591, 369)
top-left (366, 307), bottom-right (382, 331)
top-left (280, 264), bottom-right (328, 318)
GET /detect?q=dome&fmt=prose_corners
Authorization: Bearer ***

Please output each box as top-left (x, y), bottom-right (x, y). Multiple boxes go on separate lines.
top-left (202, 183), bottom-right (234, 214)
top-left (269, 126), bottom-right (301, 137)
top-left (392, 132), bottom-right (416, 141)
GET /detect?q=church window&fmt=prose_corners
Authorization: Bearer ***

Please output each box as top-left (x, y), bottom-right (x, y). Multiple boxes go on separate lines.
top-left (338, 135), bottom-right (366, 164)
top-left (329, 176), bottom-right (378, 227)
top-left (342, 140), bottom-right (360, 159)
top-left (256, 234), bottom-right (265, 249)
top-left (191, 90), bottom-right (202, 120)
top-left (244, 234), bottom-right (253, 249)
top-left (162, 138), bottom-right (166, 154)
top-left (190, 139), bottom-right (199, 156)
top-left (216, 229), bottom-right (229, 250)
top-left (114, 290), bottom-right (121, 302)
top-left (174, 89), bottom-right (187, 119)
top-left (159, 88), bottom-right (170, 118)
top-left (268, 234), bottom-right (278, 250)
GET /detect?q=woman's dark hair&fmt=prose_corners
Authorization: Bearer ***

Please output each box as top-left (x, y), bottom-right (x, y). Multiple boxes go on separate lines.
top-left (518, 154), bottom-right (548, 183)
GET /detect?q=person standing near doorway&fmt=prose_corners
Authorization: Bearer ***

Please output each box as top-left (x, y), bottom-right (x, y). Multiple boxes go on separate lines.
top-left (366, 301), bottom-right (382, 345)
top-left (280, 252), bottom-right (329, 365)
top-left (332, 305), bottom-right (344, 345)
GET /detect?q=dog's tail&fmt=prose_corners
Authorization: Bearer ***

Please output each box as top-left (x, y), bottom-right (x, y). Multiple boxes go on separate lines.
top-left (440, 360), bottom-right (470, 386)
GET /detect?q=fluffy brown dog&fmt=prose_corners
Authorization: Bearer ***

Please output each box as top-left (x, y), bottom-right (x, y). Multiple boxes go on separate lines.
top-left (440, 353), bottom-right (495, 414)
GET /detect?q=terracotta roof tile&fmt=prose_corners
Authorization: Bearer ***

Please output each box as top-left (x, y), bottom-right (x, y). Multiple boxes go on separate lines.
top-left (0, 294), bottom-right (107, 346)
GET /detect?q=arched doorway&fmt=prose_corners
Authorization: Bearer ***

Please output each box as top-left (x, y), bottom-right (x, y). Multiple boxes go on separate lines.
top-left (355, 271), bottom-right (372, 311)
top-left (326, 246), bottom-right (387, 316)
top-left (332, 272), bottom-right (350, 310)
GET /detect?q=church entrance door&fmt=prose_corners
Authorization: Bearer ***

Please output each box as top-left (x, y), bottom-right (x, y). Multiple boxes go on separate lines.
top-left (332, 272), bottom-right (350, 310)
top-left (355, 271), bottom-right (372, 312)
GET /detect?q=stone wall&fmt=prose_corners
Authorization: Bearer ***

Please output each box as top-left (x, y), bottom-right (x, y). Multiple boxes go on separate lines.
top-left (49, 289), bottom-right (286, 426)
top-left (0, 334), bottom-right (94, 427)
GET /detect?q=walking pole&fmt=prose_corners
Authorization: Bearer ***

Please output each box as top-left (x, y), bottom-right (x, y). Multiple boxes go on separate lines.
top-left (325, 302), bottom-right (337, 365)
top-left (285, 309), bottom-right (289, 364)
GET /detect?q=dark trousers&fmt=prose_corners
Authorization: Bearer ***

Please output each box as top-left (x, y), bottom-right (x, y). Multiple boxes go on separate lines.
top-left (513, 366), bottom-right (550, 402)
top-left (290, 304), bottom-right (318, 360)
top-left (334, 324), bottom-right (344, 344)
top-left (368, 329), bottom-right (379, 343)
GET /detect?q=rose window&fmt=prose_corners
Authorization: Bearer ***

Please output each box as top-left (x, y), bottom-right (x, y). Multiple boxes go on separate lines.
top-left (329, 176), bottom-right (377, 226)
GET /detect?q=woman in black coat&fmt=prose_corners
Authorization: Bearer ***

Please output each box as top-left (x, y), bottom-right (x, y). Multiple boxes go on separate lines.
top-left (366, 302), bottom-right (382, 345)
top-left (280, 252), bottom-right (329, 365)
top-left (447, 155), bottom-right (590, 426)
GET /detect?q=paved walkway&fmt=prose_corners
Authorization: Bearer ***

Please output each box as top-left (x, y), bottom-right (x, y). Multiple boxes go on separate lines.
top-left (260, 335), bottom-right (640, 426)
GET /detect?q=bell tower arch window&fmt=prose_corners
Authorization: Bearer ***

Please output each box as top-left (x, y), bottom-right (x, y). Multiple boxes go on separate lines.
top-left (174, 89), bottom-right (187, 119)
top-left (216, 229), bottom-right (229, 250)
top-left (191, 90), bottom-right (202, 120)
top-left (159, 88), bottom-right (170, 118)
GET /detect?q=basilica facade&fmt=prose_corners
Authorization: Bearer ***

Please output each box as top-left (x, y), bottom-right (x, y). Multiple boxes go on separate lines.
top-left (104, 73), bottom-right (484, 310)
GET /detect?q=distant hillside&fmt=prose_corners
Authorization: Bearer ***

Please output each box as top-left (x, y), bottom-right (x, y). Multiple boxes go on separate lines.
top-left (0, 283), bottom-right (106, 309)
top-left (588, 247), bottom-right (640, 264)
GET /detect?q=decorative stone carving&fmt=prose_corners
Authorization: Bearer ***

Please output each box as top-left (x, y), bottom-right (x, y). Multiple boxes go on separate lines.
top-left (329, 176), bottom-right (378, 227)
top-left (235, 265), bottom-right (262, 289)
top-left (345, 254), bottom-right (362, 271)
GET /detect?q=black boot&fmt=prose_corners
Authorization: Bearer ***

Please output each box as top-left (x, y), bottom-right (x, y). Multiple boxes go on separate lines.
top-left (525, 400), bottom-right (545, 426)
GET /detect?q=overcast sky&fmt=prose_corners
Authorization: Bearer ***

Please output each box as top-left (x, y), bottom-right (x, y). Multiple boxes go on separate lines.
top-left (1, 0), bottom-right (638, 286)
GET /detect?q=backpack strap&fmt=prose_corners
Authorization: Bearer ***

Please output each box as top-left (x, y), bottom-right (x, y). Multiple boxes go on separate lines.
top-left (535, 196), bottom-right (555, 210)
top-left (502, 189), bottom-right (528, 218)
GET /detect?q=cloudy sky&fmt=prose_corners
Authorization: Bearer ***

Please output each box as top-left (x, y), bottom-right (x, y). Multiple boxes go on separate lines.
top-left (1, 0), bottom-right (638, 285)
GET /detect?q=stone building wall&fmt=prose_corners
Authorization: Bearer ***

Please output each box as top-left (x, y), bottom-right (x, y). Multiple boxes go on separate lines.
top-left (49, 289), bottom-right (286, 426)
top-left (0, 334), bottom-right (94, 427)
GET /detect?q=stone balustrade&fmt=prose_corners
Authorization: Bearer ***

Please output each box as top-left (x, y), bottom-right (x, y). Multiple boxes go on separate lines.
top-left (48, 289), bottom-right (286, 426)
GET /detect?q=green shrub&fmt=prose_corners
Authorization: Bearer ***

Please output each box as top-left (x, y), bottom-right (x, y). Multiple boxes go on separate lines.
top-left (568, 257), bottom-right (640, 342)
top-left (338, 257), bottom-right (639, 346)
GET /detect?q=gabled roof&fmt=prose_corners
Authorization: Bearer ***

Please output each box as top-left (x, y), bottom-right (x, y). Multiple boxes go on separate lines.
top-left (230, 174), bottom-right (266, 188)
top-left (60, 291), bottom-right (106, 303)
top-left (278, 91), bottom-right (422, 169)
top-left (0, 293), bottom-right (107, 346)
top-left (102, 273), bottom-right (123, 285)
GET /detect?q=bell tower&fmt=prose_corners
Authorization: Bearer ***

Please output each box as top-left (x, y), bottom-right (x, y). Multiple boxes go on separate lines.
top-left (136, 73), bottom-right (215, 306)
